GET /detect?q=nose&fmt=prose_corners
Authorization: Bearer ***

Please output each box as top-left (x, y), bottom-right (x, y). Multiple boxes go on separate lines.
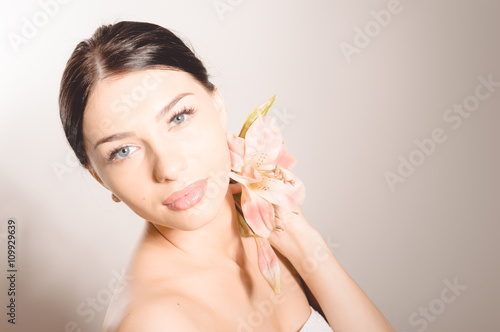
top-left (151, 139), bottom-right (188, 183)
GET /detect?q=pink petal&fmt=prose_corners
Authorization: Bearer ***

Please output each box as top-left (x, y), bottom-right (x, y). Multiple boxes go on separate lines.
top-left (245, 114), bottom-right (283, 169)
top-left (251, 168), bottom-right (306, 212)
top-left (276, 142), bottom-right (296, 170)
top-left (226, 132), bottom-right (246, 172)
top-left (255, 236), bottom-right (282, 295)
top-left (240, 184), bottom-right (275, 238)
top-left (229, 164), bottom-right (262, 186)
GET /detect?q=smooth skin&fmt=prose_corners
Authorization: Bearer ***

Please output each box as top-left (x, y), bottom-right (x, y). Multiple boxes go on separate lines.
top-left (82, 68), bottom-right (394, 331)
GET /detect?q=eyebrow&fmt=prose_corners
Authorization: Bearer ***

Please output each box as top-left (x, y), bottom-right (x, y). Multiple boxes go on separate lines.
top-left (155, 92), bottom-right (193, 122)
top-left (93, 92), bottom-right (193, 150)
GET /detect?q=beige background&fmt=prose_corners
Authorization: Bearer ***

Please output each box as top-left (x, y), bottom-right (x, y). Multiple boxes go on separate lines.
top-left (1, 0), bottom-right (499, 331)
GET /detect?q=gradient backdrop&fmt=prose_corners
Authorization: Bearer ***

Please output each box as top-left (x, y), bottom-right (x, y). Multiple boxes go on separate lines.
top-left (0, 0), bottom-right (499, 331)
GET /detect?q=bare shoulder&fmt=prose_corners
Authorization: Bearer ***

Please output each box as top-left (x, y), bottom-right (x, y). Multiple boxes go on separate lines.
top-left (113, 295), bottom-right (202, 332)
top-left (102, 273), bottom-right (207, 332)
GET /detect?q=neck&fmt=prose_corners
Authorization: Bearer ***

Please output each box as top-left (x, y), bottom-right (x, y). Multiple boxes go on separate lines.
top-left (147, 188), bottom-right (247, 267)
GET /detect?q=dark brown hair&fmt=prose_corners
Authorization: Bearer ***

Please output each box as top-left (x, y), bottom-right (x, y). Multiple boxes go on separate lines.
top-left (59, 21), bottom-right (215, 168)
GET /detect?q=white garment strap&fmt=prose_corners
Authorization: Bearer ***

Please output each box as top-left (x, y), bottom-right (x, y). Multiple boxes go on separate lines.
top-left (299, 306), bottom-right (334, 332)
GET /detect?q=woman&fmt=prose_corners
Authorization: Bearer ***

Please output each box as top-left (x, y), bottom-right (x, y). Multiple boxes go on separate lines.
top-left (59, 21), bottom-right (394, 331)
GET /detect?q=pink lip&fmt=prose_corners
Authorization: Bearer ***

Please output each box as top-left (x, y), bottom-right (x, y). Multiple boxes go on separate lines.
top-left (163, 178), bottom-right (208, 211)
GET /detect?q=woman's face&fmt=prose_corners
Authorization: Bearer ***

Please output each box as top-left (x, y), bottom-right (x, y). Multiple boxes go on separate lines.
top-left (82, 69), bottom-right (231, 230)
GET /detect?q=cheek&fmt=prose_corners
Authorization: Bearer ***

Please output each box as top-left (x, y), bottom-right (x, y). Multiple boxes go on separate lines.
top-left (202, 121), bottom-right (230, 171)
top-left (187, 113), bottom-right (229, 167)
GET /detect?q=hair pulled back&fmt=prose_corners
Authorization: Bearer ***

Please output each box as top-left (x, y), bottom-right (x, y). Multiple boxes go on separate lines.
top-left (59, 21), bottom-right (214, 168)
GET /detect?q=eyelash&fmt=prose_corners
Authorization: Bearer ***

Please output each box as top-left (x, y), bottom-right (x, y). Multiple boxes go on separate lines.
top-left (168, 106), bottom-right (197, 127)
top-left (105, 106), bottom-right (197, 163)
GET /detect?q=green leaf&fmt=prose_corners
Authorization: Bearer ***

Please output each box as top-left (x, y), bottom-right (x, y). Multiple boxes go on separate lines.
top-left (232, 192), bottom-right (255, 237)
top-left (237, 210), bottom-right (255, 237)
top-left (238, 95), bottom-right (276, 138)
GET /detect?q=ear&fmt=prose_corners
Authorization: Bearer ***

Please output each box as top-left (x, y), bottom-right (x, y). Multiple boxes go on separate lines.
top-left (212, 87), bottom-right (227, 129)
top-left (88, 164), bottom-right (108, 189)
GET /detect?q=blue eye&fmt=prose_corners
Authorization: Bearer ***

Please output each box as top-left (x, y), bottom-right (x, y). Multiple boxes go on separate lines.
top-left (171, 113), bottom-right (187, 126)
top-left (107, 146), bottom-right (137, 162)
top-left (117, 147), bottom-right (131, 158)
top-left (105, 107), bottom-right (196, 164)
top-left (168, 107), bottom-right (196, 127)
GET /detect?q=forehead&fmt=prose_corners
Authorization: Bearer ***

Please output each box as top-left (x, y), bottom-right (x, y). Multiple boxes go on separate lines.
top-left (85, 69), bottom-right (197, 112)
top-left (81, 69), bottom-right (208, 152)
top-left (82, 69), bottom-right (203, 134)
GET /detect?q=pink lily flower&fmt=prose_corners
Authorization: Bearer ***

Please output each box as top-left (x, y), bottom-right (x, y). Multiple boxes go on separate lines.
top-left (226, 112), bottom-right (305, 294)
